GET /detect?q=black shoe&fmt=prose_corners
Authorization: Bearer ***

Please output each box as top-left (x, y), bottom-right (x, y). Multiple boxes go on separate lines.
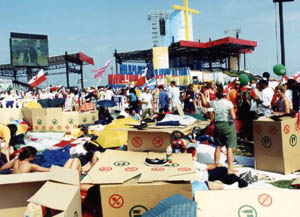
top-left (133, 120), bottom-right (148, 130)
top-left (145, 158), bottom-right (168, 167)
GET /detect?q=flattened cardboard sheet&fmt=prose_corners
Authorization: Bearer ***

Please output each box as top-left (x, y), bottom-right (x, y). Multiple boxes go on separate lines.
top-left (82, 150), bottom-right (147, 184)
top-left (82, 150), bottom-right (197, 184)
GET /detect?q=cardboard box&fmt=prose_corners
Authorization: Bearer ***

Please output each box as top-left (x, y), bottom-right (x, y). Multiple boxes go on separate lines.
top-left (62, 111), bottom-right (99, 132)
top-left (128, 131), bottom-right (171, 152)
top-left (28, 166), bottom-right (82, 217)
top-left (0, 108), bottom-right (23, 124)
top-left (22, 107), bottom-right (47, 132)
top-left (253, 117), bottom-right (300, 174)
top-left (0, 166), bottom-right (81, 217)
top-left (46, 108), bottom-right (63, 132)
top-left (82, 150), bottom-right (195, 217)
top-left (79, 111), bottom-right (90, 125)
top-left (127, 123), bottom-right (198, 152)
top-left (90, 110), bottom-right (99, 124)
top-left (62, 111), bottom-right (81, 131)
top-left (22, 108), bottom-right (63, 132)
top-left (195, 189), bottom-right (300, 217)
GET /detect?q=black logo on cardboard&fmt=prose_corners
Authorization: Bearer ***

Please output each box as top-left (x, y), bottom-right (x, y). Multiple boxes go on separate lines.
top-left (290, 134), bottom-right (297, 147)
top-left (129, 205), bottom-right (148, 217)
top-left (73, 211), bottom-right (78, 217)
top-left (52, 119), bottom-right (58, 125)
top-left (68, 119), bottom-right (74, 124)
top-left (82, 117), bottom-right (87, 123)
top-left (37, 119), bottom-right (42, 125)
top-left (262, 136), bottom-right (272, 149)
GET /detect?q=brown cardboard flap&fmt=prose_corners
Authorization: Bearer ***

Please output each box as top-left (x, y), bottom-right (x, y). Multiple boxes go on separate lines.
top-left (140, 152), bottom-right (197, 182)
top-left (0, 172), bottom-right (50, 185)
top-left (176, 103), bottom-right (185, 117)
top-left (28, 181), bottom-right (79, 211)
top-left (195, 189), bottom-right (300, 217)
top-left (50, 166), bottom-right (80, 186)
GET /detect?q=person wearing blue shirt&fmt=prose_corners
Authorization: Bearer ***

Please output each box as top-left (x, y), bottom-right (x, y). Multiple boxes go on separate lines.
top-left (158, 85), bottom-right (169, 113)
top-left (128, 88), bottom-right (139, 113)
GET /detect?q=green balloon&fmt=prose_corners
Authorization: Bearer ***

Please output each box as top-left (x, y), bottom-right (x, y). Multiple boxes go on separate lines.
top-left (239, 73), bottom-right (249, 85)
top-left (273, 64), bottom-right (286, 76)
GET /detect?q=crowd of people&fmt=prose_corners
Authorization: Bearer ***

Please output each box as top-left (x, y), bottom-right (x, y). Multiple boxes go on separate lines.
top-left (0, 75), bottom-right (299, 165)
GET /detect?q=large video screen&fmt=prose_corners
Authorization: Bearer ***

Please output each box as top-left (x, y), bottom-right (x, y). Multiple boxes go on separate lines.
top-left (10, 32), bottom-right (49, 67)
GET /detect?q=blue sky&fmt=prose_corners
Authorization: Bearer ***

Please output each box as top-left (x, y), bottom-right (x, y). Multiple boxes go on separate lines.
top-left (0, 0), bottom-right (299, 87)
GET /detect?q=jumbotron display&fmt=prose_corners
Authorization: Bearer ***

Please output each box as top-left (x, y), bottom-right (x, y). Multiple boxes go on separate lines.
top-left (10, 32), bottom-right (49, 67)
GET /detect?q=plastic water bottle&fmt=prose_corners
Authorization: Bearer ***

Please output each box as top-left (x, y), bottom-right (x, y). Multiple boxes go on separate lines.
top-left (264, 109), bottom-right (272, 118)
top-left (166, 145), bottom-right (173, 163)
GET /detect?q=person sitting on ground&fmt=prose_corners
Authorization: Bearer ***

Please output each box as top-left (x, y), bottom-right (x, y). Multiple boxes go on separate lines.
top-left (0, 146), bottom-right (50, 174)
top-left (129, 109), bottom-right (141, 121)
top-left (272, 85), bottom-right (292, 115)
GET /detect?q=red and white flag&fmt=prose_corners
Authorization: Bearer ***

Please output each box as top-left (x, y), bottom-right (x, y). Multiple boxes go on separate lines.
top-left (293, 72), bottom-right (300, 83)
top-left (28, 69), bottom-right (47, 88)
top-left (92, 59), bottom-right (111, 79)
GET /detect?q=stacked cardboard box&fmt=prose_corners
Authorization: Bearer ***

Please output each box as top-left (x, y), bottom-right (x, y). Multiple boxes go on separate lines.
top-left (22, 108), bottom-right (98, 132)
top-left (127, 122), bottom-right (199, 152)
top-left (253, 117), bottom-right (300, 174)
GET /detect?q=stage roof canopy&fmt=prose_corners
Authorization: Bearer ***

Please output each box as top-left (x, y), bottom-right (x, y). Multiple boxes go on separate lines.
top-left (114, 37), bottom-right (257, 64)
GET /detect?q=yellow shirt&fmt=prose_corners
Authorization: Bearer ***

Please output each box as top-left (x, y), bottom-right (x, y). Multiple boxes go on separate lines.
top-left (0, 124), bottom-right (11, 146)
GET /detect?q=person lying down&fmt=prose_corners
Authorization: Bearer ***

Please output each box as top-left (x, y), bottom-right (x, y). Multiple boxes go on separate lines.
top-left (0, 146), bottom-right (50, 174)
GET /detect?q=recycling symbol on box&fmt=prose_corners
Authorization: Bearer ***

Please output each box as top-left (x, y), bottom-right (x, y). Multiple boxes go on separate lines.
top-left (52, 119), bottom-right (58, 125)
top-left (37, 119), bottom-right (42, 125)
top-left (82, 117), bottom-right (87, 123)
top-left (68, 119), bottom-right (74, 124)
top-left (290, 134), bottom-right (297, 147)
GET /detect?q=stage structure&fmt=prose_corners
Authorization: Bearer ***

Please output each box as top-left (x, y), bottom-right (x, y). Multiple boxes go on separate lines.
top-left (114, 37), bottom-right (257, 72)
top-left (113, 0), bottom-right (257, 86)
top-left (0, 51), bottom-right (94, 89)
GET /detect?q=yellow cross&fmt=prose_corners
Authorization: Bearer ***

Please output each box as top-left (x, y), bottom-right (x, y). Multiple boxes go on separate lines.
top-left (172, 0), bottom-right (199, 41)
